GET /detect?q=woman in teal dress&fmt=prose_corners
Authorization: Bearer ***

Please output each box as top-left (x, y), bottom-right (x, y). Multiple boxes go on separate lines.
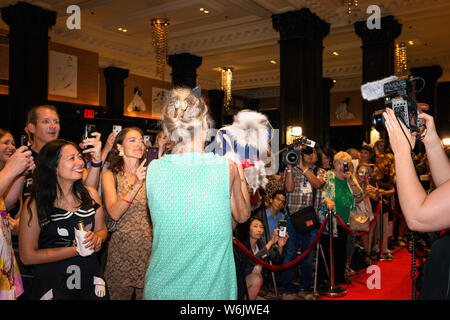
top-left (144, 87), bottom-right (251, 300)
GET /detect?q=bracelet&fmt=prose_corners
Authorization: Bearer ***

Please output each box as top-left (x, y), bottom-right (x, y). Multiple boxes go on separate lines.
top-left (91, 161), bottom-right (103, 168)
top-left (120, 196), bottom-right (132, 204)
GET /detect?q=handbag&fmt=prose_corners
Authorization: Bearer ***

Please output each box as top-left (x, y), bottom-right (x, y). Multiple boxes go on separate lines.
top-left (289, 168), bottom-right (320, 234)
top-left (348, 201), bottom-right (370, 232)
top-left (290, 205), bottom-right (320, 234)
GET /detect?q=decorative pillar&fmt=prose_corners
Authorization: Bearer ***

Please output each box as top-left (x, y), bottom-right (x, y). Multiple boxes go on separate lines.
top-left (168, 52), bottom-right (202, 89)
top-left (272, 8), bottom-right (330, 145)
top-left (354, 15), bottom-right (402, 141)
top-left (103, 66), bottom-right (129, 117)
top-left (208, 89), bottom-right (224, 129)
top-left (1, 1), bottom-right (56, 136)
top-left (436, 81), bottom-right (450, 138)
top-left (410, 65), bottom-right (442, 119)
top-left (322, 78), bottom-right (335, 148)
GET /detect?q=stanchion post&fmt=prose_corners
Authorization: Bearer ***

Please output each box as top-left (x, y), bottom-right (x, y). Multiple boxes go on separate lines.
top-left (325, 209), bottom-right (347, 298)
top-left (379, 195), bottom-right (393, 262)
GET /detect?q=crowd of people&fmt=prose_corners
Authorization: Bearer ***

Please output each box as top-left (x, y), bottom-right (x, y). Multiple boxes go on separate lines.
top-left (0, 87), bottom-right (448, 300)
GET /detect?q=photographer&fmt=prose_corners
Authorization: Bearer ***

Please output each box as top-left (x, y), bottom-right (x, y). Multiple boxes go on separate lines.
top-left (383, 107), bottom-right (450, 299)
top-left (281, 146), bottom-right (326, 300)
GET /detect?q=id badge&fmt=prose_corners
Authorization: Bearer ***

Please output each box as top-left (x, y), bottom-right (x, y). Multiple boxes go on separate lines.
top-left (301, 181), bottom-right (312, 193)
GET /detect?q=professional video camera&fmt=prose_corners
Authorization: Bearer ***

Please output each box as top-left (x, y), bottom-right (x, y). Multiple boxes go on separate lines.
top-left (361, 76), bottom-right (425, 135)
top-left (282, 136), bottom-right (316, 166)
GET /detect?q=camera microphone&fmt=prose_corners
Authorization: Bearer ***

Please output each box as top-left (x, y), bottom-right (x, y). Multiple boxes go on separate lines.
top-left (361, 75), bottom-right (398, 101)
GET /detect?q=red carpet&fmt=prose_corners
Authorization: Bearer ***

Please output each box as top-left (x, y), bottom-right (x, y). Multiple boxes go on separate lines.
top-left (318, 247), bottom-right (413, 300)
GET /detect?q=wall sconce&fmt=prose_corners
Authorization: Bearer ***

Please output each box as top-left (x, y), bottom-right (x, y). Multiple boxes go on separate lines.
top-left (370, 126), bottom-right (380, 146)
top-left (442, 137), bottom-right (450, 146)
top-left (286, 126), bottom-right (302, 145)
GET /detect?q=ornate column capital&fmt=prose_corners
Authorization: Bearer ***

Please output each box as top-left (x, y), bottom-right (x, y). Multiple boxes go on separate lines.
top-left (272, 8), bottom-right (330, 42)
top-left (354, 15), bottom-right (402, 47)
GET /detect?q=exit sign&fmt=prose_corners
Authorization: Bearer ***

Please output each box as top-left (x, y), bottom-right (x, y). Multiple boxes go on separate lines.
top-left (84, 109), bottom-right (95, 119)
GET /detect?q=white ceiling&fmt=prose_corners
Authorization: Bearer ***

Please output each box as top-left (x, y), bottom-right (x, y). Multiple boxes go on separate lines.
top-left (1, 0), bottom-right (450, 96)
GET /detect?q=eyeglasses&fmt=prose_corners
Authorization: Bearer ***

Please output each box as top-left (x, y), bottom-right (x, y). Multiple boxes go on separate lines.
top-left (274, 197), bottom-right (286, 204)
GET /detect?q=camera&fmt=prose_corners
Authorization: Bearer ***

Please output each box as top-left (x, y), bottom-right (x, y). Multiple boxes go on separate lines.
top-left (282, 136), bottom-right (316, 166)
top-left (113, 125), bottom-right (122, 135)
top-left (369, 77), bottom-right (424, 134)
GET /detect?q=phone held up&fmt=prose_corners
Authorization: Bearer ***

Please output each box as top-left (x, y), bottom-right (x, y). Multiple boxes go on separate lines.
top-left (113, 125), bottom-right (122, 135)
top-left (343, 161), bottom-right (349, 173)
top-left (146, 147), bottom-right (158, 166)
top-left (20, 134), bottom-right (28, 147)
top-left (278, 220), bottom-right (287, 238)
top-left (84, 124), bottom-right (97, 149)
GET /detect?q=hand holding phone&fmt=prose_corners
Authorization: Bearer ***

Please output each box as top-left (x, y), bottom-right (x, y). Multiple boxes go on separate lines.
top-left (343, 161), bottom-right (349, 173)
top-left (113, 125), bottom-right (122, 135)
top-left (84, 124), bottom-right (97, 149)
top-left (278, 220), bottom-right (287, 238)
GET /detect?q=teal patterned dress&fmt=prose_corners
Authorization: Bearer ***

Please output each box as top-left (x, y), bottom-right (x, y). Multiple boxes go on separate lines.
top-left (143, 152), bottom-right (237, 300)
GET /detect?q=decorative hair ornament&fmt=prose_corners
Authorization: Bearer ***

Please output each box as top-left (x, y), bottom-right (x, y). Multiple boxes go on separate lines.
top-left (174, 99), bottom-right (188, 118)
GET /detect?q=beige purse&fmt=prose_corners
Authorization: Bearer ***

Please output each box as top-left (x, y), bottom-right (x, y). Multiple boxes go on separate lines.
top-left (349, 200), bottom-right (370, 231)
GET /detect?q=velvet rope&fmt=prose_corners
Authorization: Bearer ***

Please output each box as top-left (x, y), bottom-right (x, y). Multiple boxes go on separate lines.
top-left (333, 201), bottom-right (382, 237)
top-left (233, 214), bottom-right (329, 272)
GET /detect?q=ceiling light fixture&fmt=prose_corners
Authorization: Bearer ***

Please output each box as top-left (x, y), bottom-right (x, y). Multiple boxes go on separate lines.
top-left (395, 42), bottom-right (408, 78)
top-left (221, 67), bottom-right (233, 110)
top-left (332, 51), bottom-right (339, 56)
top-left (270, 60), bottom-right (277, 64)
top-left (151, 18), bottom-right (170, 80)
top-left (408, 40), bottom-right (414, 45)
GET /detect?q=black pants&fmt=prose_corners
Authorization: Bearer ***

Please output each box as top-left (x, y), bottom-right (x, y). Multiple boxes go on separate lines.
top-left (419, 233), bottom-right (450, 300)
top-left (318, 225), bottom-right (349, 286)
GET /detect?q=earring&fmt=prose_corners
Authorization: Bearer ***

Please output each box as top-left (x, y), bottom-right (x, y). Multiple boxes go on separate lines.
top-left (119, 150), bottom-right (124, 157)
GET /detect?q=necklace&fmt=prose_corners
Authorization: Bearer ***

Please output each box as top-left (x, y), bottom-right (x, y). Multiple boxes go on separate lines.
top-left (123, 171), bottom-right (135, 190)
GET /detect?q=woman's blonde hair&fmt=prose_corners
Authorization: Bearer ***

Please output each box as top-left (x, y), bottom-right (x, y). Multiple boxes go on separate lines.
top-left (162, 87), bottom-right (213, 153)
top-left (333, 151), bottom-right (352, 165)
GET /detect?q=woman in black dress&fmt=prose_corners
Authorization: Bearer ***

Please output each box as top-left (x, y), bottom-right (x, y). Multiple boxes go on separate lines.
top-left (19, 139), bottom-right (108, 300)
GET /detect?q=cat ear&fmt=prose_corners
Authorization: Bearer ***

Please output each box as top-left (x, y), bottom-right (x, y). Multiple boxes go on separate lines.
top-left (192, 86), bottom-right (202, 99)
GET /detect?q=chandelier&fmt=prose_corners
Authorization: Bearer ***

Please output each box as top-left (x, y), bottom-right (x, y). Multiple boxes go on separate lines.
top-left (221, 67), bottom-right (233, 110)
top-left (345, 0), bottom-right (359, 15)
top-left (394, 42), bottom-right (408, 78)
top-left (151, 18), bottom-right (170, 80)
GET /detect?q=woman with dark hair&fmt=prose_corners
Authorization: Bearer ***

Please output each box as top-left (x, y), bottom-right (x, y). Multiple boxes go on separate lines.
top-left (19, 139), bottom-right (108, 300)
top-left (319, 146), bottom-right (336, 170)
top-left (241, 216), bottom-right (288, 300)
top-left (101, 127), bottom-right (152, 300)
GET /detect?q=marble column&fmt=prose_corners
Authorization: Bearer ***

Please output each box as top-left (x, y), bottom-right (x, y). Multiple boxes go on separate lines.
top-left (103, 66), bottom-right (129, 117)
top-left (272, 8), bottom-right (330, 145)
top-left (1, 1), bottom-right (56, 136)
top-left (354, 15), bottom-right (402, 141)
top-left (168, 53), bottom-right (202, 89)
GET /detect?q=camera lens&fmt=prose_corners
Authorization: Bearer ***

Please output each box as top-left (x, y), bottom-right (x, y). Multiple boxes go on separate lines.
top-left (286, 151), bottom-right (298, 164)
top-left (372, 109), bottom-right (386, 132)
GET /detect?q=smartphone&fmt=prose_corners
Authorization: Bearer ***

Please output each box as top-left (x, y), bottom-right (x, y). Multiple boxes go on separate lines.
top-left (343, 161), bottom-right (349, 173)
top-left (144, 135), bottom-right (151, 145)
top-left (20, 134), bottom-right (28, 147)
top-left (146, 147), bottom-right (159, 166)
top-left (113, 125), bottom-right (122, 135)
top-left (84, 124), bottom-right (97, 149)
top-left (278, 220), bottom-right (287, 238)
